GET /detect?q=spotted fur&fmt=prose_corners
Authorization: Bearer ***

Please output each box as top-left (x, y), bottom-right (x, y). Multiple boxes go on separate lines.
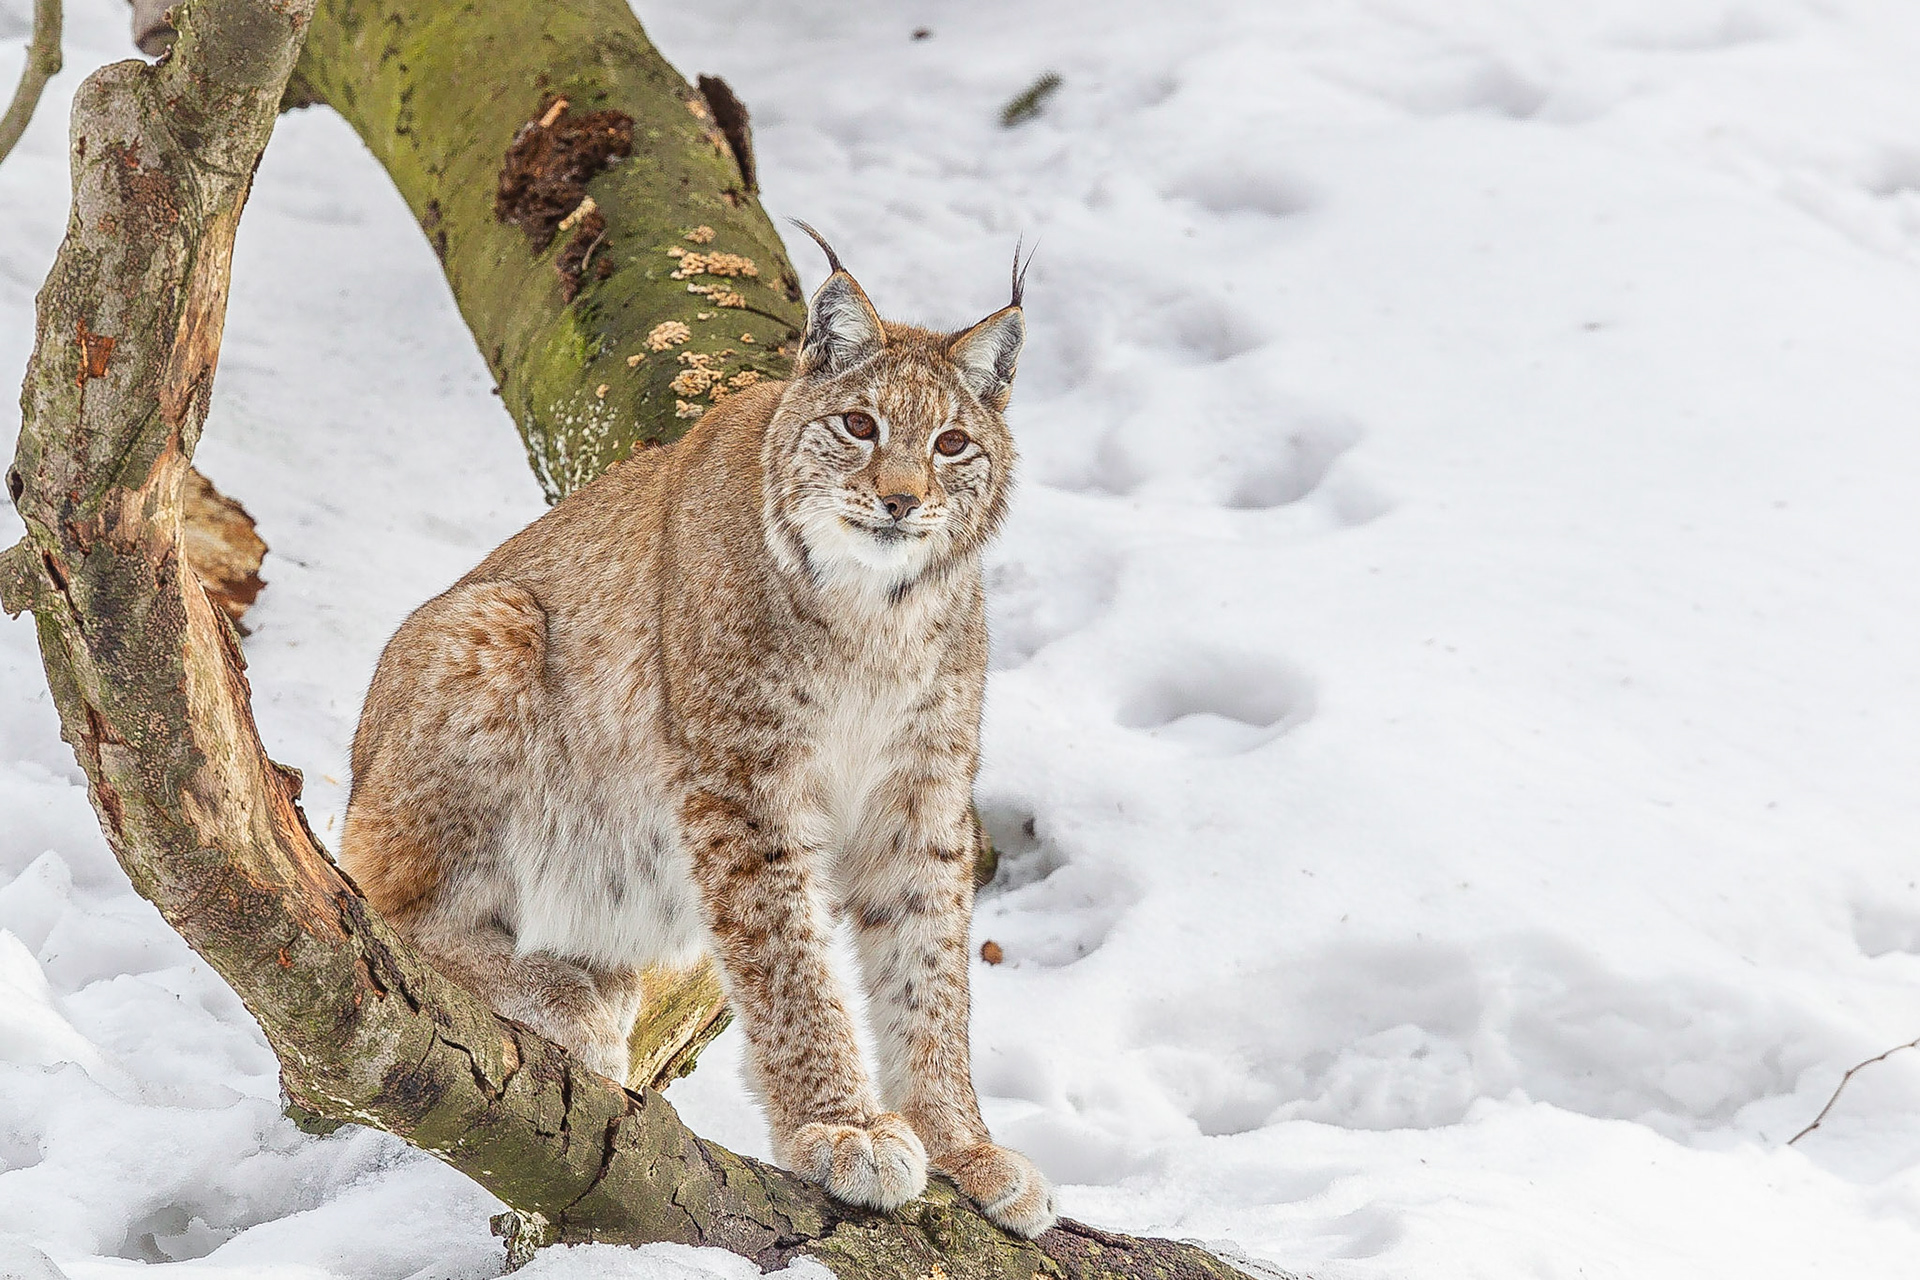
top-left (339, 235), bottom-right (1053, 1235)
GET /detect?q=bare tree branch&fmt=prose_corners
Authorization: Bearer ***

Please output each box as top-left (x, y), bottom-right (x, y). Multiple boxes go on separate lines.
top-left (1787, 1035), bottom-right (1920, 1145)
top-left (0, 0), bottom-right (61, 164)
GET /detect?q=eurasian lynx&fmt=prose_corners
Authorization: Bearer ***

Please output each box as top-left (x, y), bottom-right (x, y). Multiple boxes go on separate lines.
top-left (338, 226), bottom-right (1053, 1235)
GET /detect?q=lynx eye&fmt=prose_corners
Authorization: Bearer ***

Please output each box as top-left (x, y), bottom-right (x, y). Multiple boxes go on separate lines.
top-left (934, 429), bottom-right (970, 457)
top-left (842, 411), bottom-right (878, 440)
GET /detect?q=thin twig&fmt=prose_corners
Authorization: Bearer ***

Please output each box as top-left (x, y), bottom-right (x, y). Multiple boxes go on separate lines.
top-left (1787, 1034), bottom-right (1920, 1145)
top-left (578, 226), bottom-right (609, 278)
top-left (0, 0), bottom-right (63, 166)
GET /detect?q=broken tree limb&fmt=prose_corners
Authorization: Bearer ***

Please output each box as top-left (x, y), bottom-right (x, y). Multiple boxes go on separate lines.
top-left (0, 0), bottom-right (61, 164)
top-left (3, 0), bottom-right (1251, 1274)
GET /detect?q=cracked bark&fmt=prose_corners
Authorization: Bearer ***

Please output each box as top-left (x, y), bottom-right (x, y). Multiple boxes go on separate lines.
top-left (1, 0), bottom-right (1254, 1275)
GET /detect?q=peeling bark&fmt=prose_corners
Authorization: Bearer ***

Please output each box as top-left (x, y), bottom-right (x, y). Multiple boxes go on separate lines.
top-left (0, 1), bottom-right (1253, 1274)
top-left (181, 467), bottom-right (267, 627)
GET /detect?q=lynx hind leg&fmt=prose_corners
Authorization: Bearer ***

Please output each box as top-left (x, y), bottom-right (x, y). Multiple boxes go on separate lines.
top-left (341, 580), bottom-right (549, 920)
top-left (401, 580), bottom-right (549, 749)
top-left (414, 918), bottom-right (642, 1083)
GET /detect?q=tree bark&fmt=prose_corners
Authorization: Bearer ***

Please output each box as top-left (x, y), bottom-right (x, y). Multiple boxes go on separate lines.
top-left (0, 1), bottom-right (1248, 1274)
top-left (292, 0), bottom-right (808, 502)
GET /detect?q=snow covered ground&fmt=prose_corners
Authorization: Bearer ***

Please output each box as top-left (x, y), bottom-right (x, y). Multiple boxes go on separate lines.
top-left (5, 0), bottom-right (1920, 1275)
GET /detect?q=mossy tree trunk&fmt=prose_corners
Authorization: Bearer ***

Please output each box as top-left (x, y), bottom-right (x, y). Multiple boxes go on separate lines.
top-left (0, 0), bottom-right (1248, 1275)
top-left (293, 0), bottom-right (807, 501)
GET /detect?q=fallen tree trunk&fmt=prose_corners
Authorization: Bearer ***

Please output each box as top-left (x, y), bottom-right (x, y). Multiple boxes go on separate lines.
top-left (0, 0), bottom-right (1248, 1275)
top-left (292, 0), bottom-right (807, 500)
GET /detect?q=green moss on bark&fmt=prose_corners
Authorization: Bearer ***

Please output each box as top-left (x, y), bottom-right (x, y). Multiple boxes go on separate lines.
top-left (295, 0), bottom-right (806, 501)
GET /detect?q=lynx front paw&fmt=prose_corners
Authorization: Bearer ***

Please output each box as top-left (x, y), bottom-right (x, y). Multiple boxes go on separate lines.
top-left (938, 1142), bottom-right (1057, 1238)
top-left (790, 1113), bottom-right (929, 1211)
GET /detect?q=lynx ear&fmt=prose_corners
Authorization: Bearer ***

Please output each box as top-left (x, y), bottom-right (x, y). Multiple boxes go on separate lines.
top-left (948, 306), bottom-right (1025, 410)
top-left (791, 220), bottom-right (885, 377)
top-left (948, 242), bottom-right (1031, 409)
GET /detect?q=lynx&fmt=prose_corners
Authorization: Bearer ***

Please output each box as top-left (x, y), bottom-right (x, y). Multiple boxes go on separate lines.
top-left (338, 225), bottom-right (1053, 1236)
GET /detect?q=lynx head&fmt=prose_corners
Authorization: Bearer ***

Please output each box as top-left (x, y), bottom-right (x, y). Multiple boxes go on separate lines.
top-left (764, 222), bottom-right (1027, 595)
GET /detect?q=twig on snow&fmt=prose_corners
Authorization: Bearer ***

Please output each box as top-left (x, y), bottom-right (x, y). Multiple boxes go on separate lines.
top-left (1787, 1034), bottom-right (1920, 1145)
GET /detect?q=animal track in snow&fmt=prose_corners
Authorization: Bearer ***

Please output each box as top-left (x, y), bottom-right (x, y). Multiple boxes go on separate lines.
top-left (1042, 369), bottom-right (1391, 528)
top-left (1333, 54), bottom-right (1552, 122)
top-left (975, 802), bottom-right (1068, 895)
top-left (973, 809), bottom-right (1141, 968)
top-left (1851, 901), bottom-right (1920, 958)
top-left (1117, 652), bottom-right (1316, 755)
top-left (986, 549), bottom-right (1120, 671)
top-left (1135, 938), bottom-right (1824, 1139)
top-left (1866, 150), bottom-right (1920, 201)
top-left (1164, 292), bottom-right (1271, 365)
top-left (1167, 163), bottom-right (1316, 221)
top-left (1604, 9), bottom-right (1777, 54)
top-left (988, 862), bottom-right (1140, 968)
top-left (1223, 413), bottom-right (1363, 511)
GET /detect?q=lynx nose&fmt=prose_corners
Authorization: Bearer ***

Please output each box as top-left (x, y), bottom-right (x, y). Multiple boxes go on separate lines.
top-left (881, 492), bottom-right (921, 521)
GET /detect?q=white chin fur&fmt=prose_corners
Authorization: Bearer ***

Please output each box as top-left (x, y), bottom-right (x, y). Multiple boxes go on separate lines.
top-left (797, 506), bottom-right (939, 586)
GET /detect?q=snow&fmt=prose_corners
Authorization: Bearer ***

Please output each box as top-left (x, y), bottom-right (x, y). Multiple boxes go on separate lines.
top-left (5, 0), bottom-right (1920, 1275)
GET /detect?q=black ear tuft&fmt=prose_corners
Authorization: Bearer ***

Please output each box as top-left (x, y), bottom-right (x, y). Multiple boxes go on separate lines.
top-left (1010, 237), bottom-right (1036, 309)
top-left (788, 218), bottom-right (846, 277)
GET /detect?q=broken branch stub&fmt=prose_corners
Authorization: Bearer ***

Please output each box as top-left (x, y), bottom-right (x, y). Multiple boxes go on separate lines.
top-left (696, 73), bottom-right (757, 194)
top-left (181, 468), bottom-right (268, 628)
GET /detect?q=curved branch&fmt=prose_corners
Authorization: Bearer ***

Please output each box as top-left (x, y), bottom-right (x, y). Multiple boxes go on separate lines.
top-left (0, 0), bottom-right (62, 165)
